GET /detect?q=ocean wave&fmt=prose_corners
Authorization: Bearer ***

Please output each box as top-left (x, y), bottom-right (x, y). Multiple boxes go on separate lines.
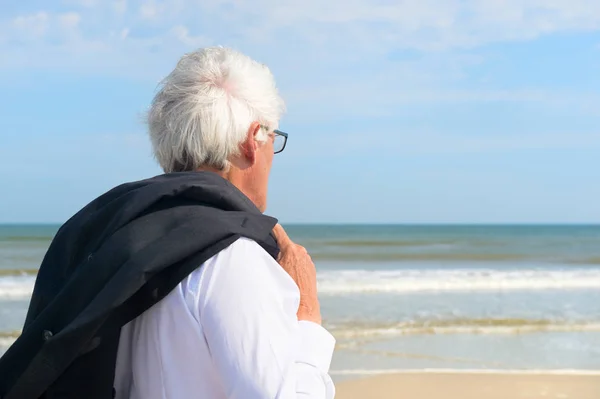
top-left (0, 235), bottom-right (53, 243)
top-left (0, 332), bottom-right (21, 355)
top-left (0, 275), bottom-right (35, 300)
top-left (0, 338), bottom-right (15, 354)
top-left (314, 240), bottom-right (458, 248)
top-left (0, 330), bottom-right (21, 339)
top-left (311, 252), bottom-right (528, 262)
top-left (577, 257), bottom-right (600, 265)
top-left (328, 318), bottom-right (600, 338)
top-left (0, 269), bottom-right (38, 276)
top-left (317, 268), bottom-right (600, 294)
top-left (2, 268), bottom-right (600, 300)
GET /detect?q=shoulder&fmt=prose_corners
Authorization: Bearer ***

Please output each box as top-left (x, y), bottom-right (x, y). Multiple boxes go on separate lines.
top-left (216, 237), bottom-right (278, 264)
top-left (206, 237), bottom-right (294, 289)
top-left (180, 237), bottom-right (299, 313)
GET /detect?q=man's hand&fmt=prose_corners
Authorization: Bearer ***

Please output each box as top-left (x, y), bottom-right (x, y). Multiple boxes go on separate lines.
top-left (272, 224), bottom-right (322, 325)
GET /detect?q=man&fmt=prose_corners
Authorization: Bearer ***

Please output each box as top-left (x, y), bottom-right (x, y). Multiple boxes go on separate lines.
top-left (114, 47), bottom-right (336, 398)
top-left (0, 47), bottom-right (335, 399)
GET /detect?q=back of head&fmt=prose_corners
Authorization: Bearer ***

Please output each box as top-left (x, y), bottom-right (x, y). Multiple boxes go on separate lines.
top-left (147, 46), bottom-right (286, 173)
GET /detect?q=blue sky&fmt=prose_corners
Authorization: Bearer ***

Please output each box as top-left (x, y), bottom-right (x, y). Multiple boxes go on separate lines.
top-left (1, 0), bottom-right (599, 224)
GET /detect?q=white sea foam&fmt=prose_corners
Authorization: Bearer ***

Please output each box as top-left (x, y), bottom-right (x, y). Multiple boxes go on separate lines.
top-left (0, 337), bottom-right (16, 356)
top-left (2, 268), bottom-right (600, 300)
top-left (317, 268), bottom-right (600, 294)
top-left (0, 275), bottom-right (35, 300)
top-left (329, 321), bottom-right (600, 339)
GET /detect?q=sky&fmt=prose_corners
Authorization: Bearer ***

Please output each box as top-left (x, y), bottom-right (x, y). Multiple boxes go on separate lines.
top-left (0, 0), bottom-right (599, 224)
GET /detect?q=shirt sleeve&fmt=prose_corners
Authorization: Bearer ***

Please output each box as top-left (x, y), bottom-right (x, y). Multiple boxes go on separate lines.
top-left (193, 237), bottom-right (336, 399)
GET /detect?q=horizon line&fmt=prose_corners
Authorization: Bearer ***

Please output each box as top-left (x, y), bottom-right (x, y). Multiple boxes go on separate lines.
top-left (1, 222), bottom-right (600, 227)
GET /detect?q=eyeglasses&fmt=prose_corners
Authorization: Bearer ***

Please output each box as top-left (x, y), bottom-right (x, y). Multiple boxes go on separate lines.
top-left (260, 125), bottom-right (288, 154)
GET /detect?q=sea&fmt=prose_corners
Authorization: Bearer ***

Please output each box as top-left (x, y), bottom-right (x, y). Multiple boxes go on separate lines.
top-left (1, 224), bottom-right (600, 378)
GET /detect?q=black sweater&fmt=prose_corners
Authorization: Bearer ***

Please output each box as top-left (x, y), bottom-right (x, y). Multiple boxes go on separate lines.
top-left (0, 172), bottom-right (280, 399)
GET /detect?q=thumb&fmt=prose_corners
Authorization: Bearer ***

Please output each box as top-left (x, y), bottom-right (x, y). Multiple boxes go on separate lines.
top-left (272, 223), bottom-right (293, 249)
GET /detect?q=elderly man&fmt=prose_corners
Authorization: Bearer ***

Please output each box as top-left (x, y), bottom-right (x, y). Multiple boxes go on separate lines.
top-left (114, 48), bottom-right (336, 398)
top-left (0, 47), bottom-right (335, 399)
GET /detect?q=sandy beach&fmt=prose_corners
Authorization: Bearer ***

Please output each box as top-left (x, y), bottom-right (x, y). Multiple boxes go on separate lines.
top-left (334, 371), bottom-right (600, 399)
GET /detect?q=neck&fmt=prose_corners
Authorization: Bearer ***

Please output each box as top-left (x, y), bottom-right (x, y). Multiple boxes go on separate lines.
top-left (196, 166), bottom-right (262, 211)
top-left (196, 166), bottom-right (229, 179)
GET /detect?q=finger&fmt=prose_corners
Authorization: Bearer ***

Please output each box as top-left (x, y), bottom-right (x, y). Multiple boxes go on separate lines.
top-left (272, 224), bottom-right (293, 248)
top-left (296, 244), bottom-right (308, 254)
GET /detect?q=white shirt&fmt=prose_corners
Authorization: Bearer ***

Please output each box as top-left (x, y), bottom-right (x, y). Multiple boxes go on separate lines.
top-left (114, 237), bottom-right (336, 399)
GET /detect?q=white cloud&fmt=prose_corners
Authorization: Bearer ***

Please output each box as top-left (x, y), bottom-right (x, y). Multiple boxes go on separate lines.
top-left (169, 25), bottom-right (210, 47)
top-left (1, 0), bottom-right (600, 110)
top-left (201, 0), bottom-right (600, 53)
top-left (3, 0), bottom-right (600, 62)
top-left (397, 131), bottom-right (600, 154)
top-left (139, 0), bottom-right (165, 20)
top-left (62, 0), bottom-right (98, 7)
top-left (297, 85), bottom-right (600, 108)
top-left (58, 12), bottom-right (81, 29)
top-left (8, 11), bottom-right (84, 44)
top-left (113, 0), bottom-right (127, 16)
top-left (310, 130), bottom-right (600, 157)
top-left (139, 2), bottom-right (159, 20)
top-left (12, 12), bottom-right (49, 40)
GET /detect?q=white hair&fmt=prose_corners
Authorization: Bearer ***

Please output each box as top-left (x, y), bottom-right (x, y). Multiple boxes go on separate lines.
top-left (147, 46), bottom-right (286, 172)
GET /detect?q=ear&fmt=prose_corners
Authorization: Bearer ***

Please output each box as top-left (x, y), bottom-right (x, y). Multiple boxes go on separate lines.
top-left (240, 122), bottom-right (261, 165)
